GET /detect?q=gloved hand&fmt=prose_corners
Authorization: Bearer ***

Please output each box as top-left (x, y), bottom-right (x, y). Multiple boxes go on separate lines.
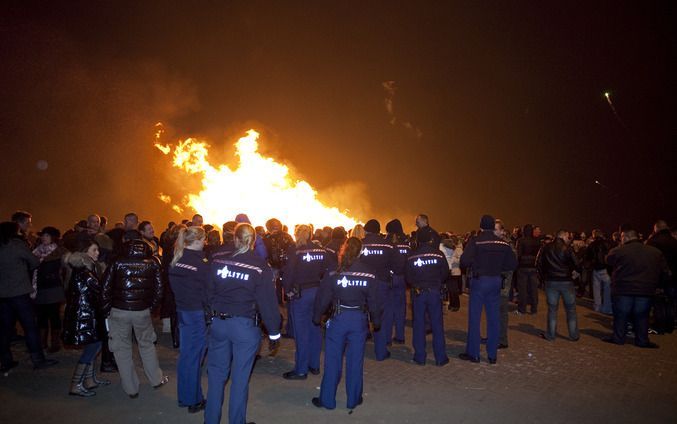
top-left (268, 337), bottom-right (280, 355)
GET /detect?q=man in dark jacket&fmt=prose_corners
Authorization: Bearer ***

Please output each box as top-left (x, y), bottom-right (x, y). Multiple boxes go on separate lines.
top-left (0, 221), bottom-right (58, 373)
top-left (603, 229), bottom-right (670, 348)
top-left (516, 224), bottom-right (541, 314)
top-left (102, 231), bottom-right (166, 397)
top-left (646, 220), bottom-right (677, 331)
top-left (585, 229), bottom-right (614, 314)
top-left (536, 230), bottom-right (581, 341)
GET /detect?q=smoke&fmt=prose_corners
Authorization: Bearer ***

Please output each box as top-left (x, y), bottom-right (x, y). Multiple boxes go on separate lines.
top-left (381, 80), bottom-right (423, 139)
top-left (0, 23), bottom-right (199, 229)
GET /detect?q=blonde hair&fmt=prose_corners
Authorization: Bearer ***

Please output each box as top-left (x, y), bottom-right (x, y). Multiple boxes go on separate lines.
top-left (171, 226), bottom-right (206, 267)
top-left (295, 224), bottom-right (311, 247)
top-left (351, 224), bottom-right (366, 240)
top-left (233, 223), bottom-right (256, 256)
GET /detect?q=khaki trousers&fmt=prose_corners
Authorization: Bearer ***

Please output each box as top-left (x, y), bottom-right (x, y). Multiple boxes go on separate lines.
top-left (108, 308), bottom-right (163, 395)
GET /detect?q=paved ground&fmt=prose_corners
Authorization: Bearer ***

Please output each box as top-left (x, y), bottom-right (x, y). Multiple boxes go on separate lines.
top-left (2, 293), bottom-right (676, 424)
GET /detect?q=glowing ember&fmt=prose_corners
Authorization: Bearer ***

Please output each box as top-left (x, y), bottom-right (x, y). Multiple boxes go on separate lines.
top-left (155, 129), bottom-right (358, 230)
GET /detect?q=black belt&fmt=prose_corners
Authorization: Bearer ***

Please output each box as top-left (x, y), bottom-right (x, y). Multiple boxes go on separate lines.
top-left (337, 304), bottom-right (366, 313)
top-left (211, 311), bottom-right (259, 325)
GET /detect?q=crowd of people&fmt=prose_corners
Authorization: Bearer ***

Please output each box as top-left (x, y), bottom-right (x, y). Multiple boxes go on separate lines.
top-left (1, 209), bottom-right (675, 424)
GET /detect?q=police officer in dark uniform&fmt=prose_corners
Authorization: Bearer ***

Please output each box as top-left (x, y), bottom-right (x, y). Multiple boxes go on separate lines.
top-left (406, 226), bottom-right (450, 366)
top-left (385, 219), bottom-right (410, 344)
top-left (324, 227), bottom-right (347, 271)
top-left (360, 219), bottom-right (403, 360)
top-left (459, 215), bottom-right (517, 364)
top-left (282, 224), bottom-right (330, 380)
top-left (205, 223), bottom-right (281, 424)
top-left (312, 237), bottom-right (382, 410)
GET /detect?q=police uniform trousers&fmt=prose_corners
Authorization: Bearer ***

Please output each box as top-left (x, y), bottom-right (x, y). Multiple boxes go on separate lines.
top-left (466, 276), bottom-right (502, 360)
top-left (320, 310), bottom-right (367, 409)
top-left (176, 309), bottom-right (207, 407)
top-left (373, 280), bottom-right (393, 360)
top-left (392, 274), bottom-right (407, 342)
top-left (412, 289), bottom-right (447, 364)
top-left (205, 317), bottom-right (260, 424)
top-left (290, 286), bottom-right (322, 374)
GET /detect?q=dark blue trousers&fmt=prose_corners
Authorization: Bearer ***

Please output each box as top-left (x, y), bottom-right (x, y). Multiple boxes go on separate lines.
top-left (0, 294), bottom-right (42, 367)
top-left (291, 286), bottom-right (321, 374)
top-left (412, 290), bottom-right (447, 364)
top-left (373, 280), bottom-right (392, 360)
top-left (392, 275), bottom-right (406, 341)
top-left (177, 310), bottom-right (207, 407)
top-left (320, 310), bottom-right (367, 409)
top-left (466, 276), bottom-right (501, 360)
top-left (205, 317), bottom-right (260, 424)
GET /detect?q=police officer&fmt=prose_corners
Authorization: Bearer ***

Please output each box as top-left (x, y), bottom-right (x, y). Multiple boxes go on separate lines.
top-left (459, 215), bottom-right (517, 364)
top-left (205, 223), bottom-right (281, 424)
top-left (312, 237), bottom-right (382, 410)
top-left (281, 224), bottom-right (330, 379)
top-left (360, 219), bottom-right (403, 360)
top-left (168, 226), bottom-right (210, 413)
top-left (385, 219), bottom-right (410, 344)
top-left (324, 227), bottom-right (348, 271)
top-left (406, 226), bottom-right (450, 366)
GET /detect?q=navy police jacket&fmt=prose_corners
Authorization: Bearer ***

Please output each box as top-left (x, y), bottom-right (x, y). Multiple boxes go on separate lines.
top-left (282, 243), bottom-right (330, 291)
top-left (313, 260), bottom-right (383, 327)
top-left (168, 249), bottom-right (210, 311)
top-left (460, 230), bottom-right (517, 277)
top-left (359, 233), bottom-right (404, 282)
top-left (209, 250), bottom-right (281, 335)
top-left (323, 238), bottom-right (345, 272)
top-left (405, 243), bottom-right (450, 289)
top-left (389, 235), bottom-right (411, 276)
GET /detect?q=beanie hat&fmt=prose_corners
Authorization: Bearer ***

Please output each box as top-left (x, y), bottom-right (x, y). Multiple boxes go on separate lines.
top-left (364, 219), bottom-right (381, 234)
top-left (480, 215), bottom-right (495, 230)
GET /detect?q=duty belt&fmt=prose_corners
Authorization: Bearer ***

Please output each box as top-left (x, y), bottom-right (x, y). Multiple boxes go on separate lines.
top-left (332, 303), bottom-right (367, 317)
top-left (211, 311), bottom-right (260, 326)
top-left (412, 286), bottom-right (436, 295)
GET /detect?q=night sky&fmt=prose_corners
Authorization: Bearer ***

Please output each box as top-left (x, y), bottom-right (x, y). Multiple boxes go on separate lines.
top-left (1, 2), bottom-right (674, 235)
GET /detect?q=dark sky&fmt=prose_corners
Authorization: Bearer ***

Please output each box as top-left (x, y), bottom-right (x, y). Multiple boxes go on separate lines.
top-left (1, 2), bottom-right (675, 235)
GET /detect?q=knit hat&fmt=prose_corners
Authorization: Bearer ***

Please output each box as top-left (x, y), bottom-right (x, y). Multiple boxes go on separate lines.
top-left (480, 215), bottom-right (495, 230)
top-left (364, 219), bottom-right (381, 234)
top-left (38, 226), bottom-right (61, 240)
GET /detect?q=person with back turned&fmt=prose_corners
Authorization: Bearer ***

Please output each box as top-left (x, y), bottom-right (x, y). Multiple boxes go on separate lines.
top-left (205, 223), bottom-right (281, 424)
top-left (459, 215), bottom-right (517, 364)
top-left (312, 237), bottom-right (382, 410)
top-left (406, 226), bottom-right (450, 366)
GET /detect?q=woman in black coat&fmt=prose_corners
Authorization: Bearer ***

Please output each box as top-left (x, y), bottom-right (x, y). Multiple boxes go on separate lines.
top-left (62, 239), bottom-right (110, 397)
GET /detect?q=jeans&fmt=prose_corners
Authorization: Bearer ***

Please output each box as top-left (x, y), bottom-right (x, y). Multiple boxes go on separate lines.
top-left (320, 310), bottom-right (367, 409)
top-left (516, 268), bottom-right (539, 313)
top-left (466, 276), bottom-right (501, 360)
top-left (78, 341), bottom-right (102, 364)
top-left (176, 309), bottom-right (207, 407)
top-left (612, 295), bottom-right (652, 346)
top-left (592, 269), bottom-right (612, 314)
top-left (205, 317), bottom-right (260, 424)
top-left (0, 294), bottom-right (43, 367)
top-left (544, 280), bottom-right (579, 340)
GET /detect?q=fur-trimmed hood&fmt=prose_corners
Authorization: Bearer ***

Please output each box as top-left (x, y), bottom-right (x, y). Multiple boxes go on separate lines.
top-left (64, 251), bottom-right (95, 270)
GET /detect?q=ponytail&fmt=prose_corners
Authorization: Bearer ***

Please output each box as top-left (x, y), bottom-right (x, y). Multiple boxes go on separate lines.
top-left (171, 226), bottom-right (205, 267)
top-left (295, 224), bottom-right (311, 247)
top-left (338, 237), bottom-right (363, 273)
top-left (233, 223), bottom-right (256, 256)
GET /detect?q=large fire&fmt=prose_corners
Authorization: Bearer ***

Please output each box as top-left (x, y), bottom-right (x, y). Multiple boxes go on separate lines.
top-left (154, 127), bottom-right (358, 231)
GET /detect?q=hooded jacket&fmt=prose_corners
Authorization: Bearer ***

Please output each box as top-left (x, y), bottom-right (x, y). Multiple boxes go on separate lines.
top-left (62, 252), bottom-right (103, 345)
top-left (102, 239), bottom-right (163, 313)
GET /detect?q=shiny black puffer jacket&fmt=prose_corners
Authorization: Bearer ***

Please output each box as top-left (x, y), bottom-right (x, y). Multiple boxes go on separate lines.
top-left (102, 239), bottom-right (163, 313)
top-left (62, 252), bottom-right (102, 345)
top-left (536, 238), bottom-right (581, 281)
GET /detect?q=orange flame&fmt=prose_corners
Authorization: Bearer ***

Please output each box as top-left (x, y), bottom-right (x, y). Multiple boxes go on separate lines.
top-left (157, 129), bottom-right (358, 230)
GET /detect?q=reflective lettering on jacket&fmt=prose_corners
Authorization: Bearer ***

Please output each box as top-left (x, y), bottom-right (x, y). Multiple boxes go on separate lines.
top-left (409, 253), bottom-right (444, 267)
top-left (361, 244), bottom-right (391, 256)
top-left (214, 259), bottom-right (263, 282)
